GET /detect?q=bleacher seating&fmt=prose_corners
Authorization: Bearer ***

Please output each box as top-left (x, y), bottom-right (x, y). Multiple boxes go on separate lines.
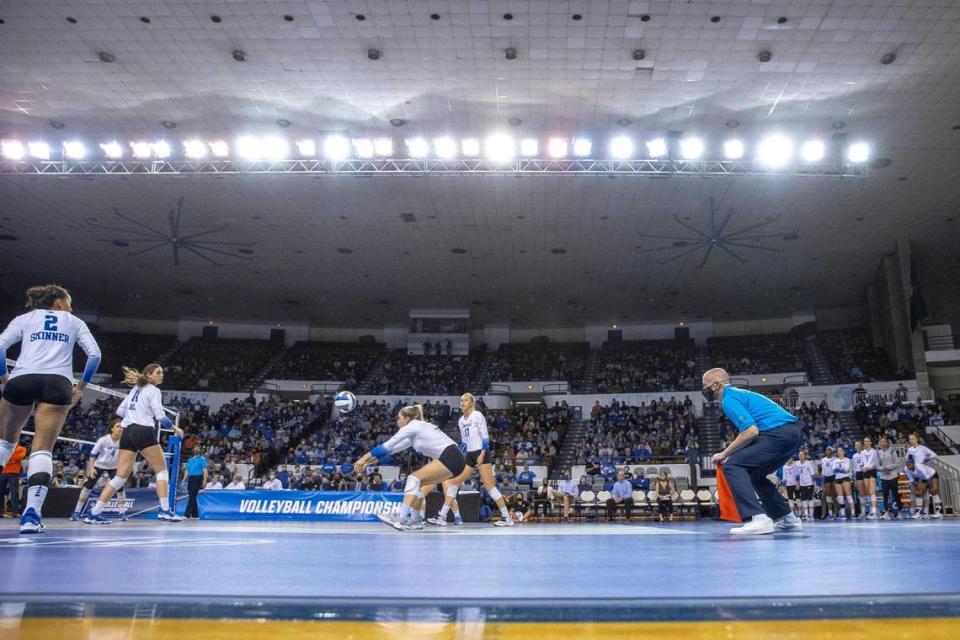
top-left (487, 342), bottom-right (589, 384)
top-left (818, 328), bottom-right (898, 383)
top-left (267, 341), bottom-right (384, 384)
top-left (574, 399), bottom-right (698, 467)
top-left (160, 338), bottom-right (283, 391)
top-left (594, 340), bottom-right (698, 393)
top-left (366, 349), bottom-right (484, 395)
top-left (708, 333), bottom-right (808, 375)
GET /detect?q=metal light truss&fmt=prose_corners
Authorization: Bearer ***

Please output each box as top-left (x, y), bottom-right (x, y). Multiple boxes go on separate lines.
top-left (0, 158), bottom-right (868, 177)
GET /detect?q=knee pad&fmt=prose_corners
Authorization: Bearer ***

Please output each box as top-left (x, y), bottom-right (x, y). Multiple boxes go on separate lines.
top-left (109, 476), bottom-right (127, 491)
top-left (445, 484), bottom-right (460, 499)
top-left (488, 487), bottom-right (503, 502)
top-left (83, 476), bottom-right (99, 490)
top-left (155, 470), bottom-right (169, 484)
top-left (27, 450), bottom-right (53, 486)
top-left (404, 475), bottom-right (422, 498)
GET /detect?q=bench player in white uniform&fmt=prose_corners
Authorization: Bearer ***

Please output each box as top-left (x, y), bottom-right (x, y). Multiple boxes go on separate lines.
top-left (852, 440), bottom-right (865, 519)
top-left (85, 364), bottom-right (184, 524)
top-left (781, 457), bottom-right (800, 517)
top-left (819, 447), bottom-right (837, 520)
top-left (833, 447), bottom-right (854, 519)
top-left (796, 451), bottom-right (817, 521)
top-left (428, 393), bottom-right (513, 527)
top-left (354, 404), bottom-right (466, 531)
top-left (859, 436), bottom-right (880, 519)
top-left (906, 433), bottom-right (943, 518)
top-left (70, 420), bottom-right (124, 520)
top-left (0, 284), bottom-right (101, 534)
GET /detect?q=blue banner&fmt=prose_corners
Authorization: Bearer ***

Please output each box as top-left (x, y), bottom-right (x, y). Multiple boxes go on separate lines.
top-left (197, 490), bottom-right (403, 521)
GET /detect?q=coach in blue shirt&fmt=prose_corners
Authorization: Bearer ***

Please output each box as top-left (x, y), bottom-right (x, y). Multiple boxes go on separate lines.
top-left (704, 368), bottom-right (802, 535)
top-left (183, 449), bottom-right (208, 519)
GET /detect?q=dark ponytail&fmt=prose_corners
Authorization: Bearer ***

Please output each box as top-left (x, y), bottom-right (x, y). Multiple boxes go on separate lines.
top-left (25, 284), bottom-right (70, 310)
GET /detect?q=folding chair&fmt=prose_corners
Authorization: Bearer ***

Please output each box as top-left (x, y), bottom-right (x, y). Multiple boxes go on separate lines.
top-left (679, 489), bottom-right (697, 517)
top-left (577, 490), bottom-right (596, 521)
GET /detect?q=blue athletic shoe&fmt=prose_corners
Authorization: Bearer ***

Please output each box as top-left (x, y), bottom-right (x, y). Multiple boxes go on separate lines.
top-left (157, 509), bottom-right (183, 522)
top-left (84, 513), bottom-right (110, 525)
top-left (69, 511), bottom-right (81, 522)
top-left (453, 515), bottom-right (463, 526)
top-left (19, 508), bottom-right (45, 534)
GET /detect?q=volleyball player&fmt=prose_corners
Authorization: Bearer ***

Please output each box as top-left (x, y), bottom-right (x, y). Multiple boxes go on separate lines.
top-left (354, 404), bottom-right (466, 531)
top-left (70, 421), bottom-right (124, 520)
top-left (85, 364), bottom-right (184, 524)
top-left (819, 447), bottom-right (837, 520)
top-left (906, 433), bottom-right (943, 518)
top-left (781, 456), bottom-right (800, 517)
top-left (859, 436), bottom-right (879, 519)
top-left (0, 285), bottom-right (101, 534)
top-left (427, 393), bottom-right (513, 527)
top-left (833, 447), bottom-right (854, 519)
top-left (796, 450), bottom-right (816, 521)
top-left (852, 440), bottom-right (865, 519)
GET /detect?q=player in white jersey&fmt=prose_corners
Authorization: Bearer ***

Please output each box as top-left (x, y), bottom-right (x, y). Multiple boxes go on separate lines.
top-left (906, 433), bottom-right (943, 518)
top-left (427, 393), bottom-right (514, 527)
top-left (859, 436), bottom-right (880, 519)
top-left (904, 456), bottom-right (940, 519)
top-left (354, 404), bottom-right (466, 531)
top-left (852, 440), bottom-right (866, 519)
top-left (781, 457), bottom-right (800, 517)
top-left (84, 364), bottom-right (184, 524)
top-left (796, 451), bottom-right (817, 521)
top-left (70, 421), bottom-right (124, 520)
top-left (0, 284), bottom-right (101, 534)
top-left (819, 447), bottom-right (838, 520)
top-left (832, 447), bottom-right (855, 519)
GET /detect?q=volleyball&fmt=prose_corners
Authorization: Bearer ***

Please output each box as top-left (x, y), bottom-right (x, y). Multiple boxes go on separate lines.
top-left (334, 390), bottom-right (357, 414)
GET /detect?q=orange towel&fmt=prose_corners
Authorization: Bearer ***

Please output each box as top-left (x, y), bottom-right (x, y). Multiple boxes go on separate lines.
top-left (715, 463), bottom-right (742, 523)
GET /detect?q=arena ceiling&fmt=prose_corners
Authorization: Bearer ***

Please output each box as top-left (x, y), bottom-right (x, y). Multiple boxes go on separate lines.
top-left (1, 0), bottom-right (959, 328)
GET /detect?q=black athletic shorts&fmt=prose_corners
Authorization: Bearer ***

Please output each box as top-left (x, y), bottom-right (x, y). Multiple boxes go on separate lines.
top-left (2, 373), bottom-right (72, 406)
top-left (862, 468), bottom-right (876, 480)
top-left (119, 423), bottom-right (159, 453)
top-left (465, 449), bottom-right (491, 468)
top-left (855, 471), bottom-right (864, 481)
top-left (83, 466), bottom-right (118, 489)
top-left (437, 444), bottom-right (466, 477)
top-left (799, 485), bottom-right (814, 501)
top-left (835, 476), bottom-right (851, 485)
top-left (786, 486), bottom-right (799, 500)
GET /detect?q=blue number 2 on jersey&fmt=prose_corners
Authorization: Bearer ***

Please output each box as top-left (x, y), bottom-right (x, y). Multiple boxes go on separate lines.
top-left (44, 314), bottom-right (58, 332)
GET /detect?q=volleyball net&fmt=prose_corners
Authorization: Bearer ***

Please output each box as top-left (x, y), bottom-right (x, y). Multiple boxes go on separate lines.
top-left (5, 358), bottom-right (184, 514)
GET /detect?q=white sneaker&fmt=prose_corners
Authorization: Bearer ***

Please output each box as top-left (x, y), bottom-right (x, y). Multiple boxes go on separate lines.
top-left (775, 513), bottom-right (803, 531)
top-left (377, 513), bottom-right (405, 531)
top-left (402, 520), bottom-right (425, 531)
top-left (426, 517), bottom-right (448, 526)
top-left (880, 512), bottom-right (891, 520)
top-left (867, 513), bottom-right (877, 520)
top-left (912, 512), bottom-right (924, 520)
top-left (932, 512), bottom-right (943, 519)
top-left (730, 514), bottom-right (775, 535)
top-left (493, 518), bottom-right (514, 527)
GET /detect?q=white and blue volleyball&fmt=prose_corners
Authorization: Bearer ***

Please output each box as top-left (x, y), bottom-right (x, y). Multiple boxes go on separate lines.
top-left (334, 390), bottom-right (357, 414)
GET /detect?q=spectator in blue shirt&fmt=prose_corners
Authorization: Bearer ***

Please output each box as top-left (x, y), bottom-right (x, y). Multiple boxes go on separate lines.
top-left (705, 368), bottom-right (802, 535)
top-left (517, 465), bottom-right (536, 487)
top-left (630, 468), bottom-right (650, 492)
top-left (606, 472), bottom-right (634, 521)
top-left (183, 448), bottom-right (208, 519)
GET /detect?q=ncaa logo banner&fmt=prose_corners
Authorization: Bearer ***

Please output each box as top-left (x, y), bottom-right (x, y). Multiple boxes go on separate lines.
top-left (198, 490), bottom-right (403, 521)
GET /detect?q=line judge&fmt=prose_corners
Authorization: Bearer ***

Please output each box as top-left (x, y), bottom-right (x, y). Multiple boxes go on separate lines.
top-left (704, 368), bottom-right (803, 535)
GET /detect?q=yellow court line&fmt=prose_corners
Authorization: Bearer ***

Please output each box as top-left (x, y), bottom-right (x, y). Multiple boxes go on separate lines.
top-left (2, 617), bottom-right (959, 640)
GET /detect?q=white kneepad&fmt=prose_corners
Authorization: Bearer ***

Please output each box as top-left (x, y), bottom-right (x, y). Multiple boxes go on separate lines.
top-left (404, 475), bottom-right (422, 498)
top-left (108, 476), bottom-right (127, 491)
top-left (155, 470), bottom-right (169, 483)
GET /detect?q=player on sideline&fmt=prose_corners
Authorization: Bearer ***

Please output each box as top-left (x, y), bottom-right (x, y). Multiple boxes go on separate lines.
top-left (833, 447), bottom-right (854, 520)
top-left (85, 364), bottom-right (184, 524)
top-left (852, 440), bottom-right (865, 519)
top-left (354, 404), bottom-right (466, 531)
top-left (819, 447), bottom-right (838, 520)
top-left (859, 436), bottom-right (880, 519)
top-left (781, 456), bottom-right (800, 517)
top-left (0, 284), bottom-right (101, 534)
top-left (71, 420), bottom-right (124, 520)
top-left (428, 393), bottom-right (513, 527)
top-left (906, 433), bottom-right (943, 518)
top-left (796, 450), bottom-right (816, 521)
top-left (704, 368), bottom-right (802, 535)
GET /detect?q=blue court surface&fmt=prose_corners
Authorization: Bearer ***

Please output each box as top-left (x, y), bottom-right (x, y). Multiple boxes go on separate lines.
top-left (0, 520), bottom-right (960, 637)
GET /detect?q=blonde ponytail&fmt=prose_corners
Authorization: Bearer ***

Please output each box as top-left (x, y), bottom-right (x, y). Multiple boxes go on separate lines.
top-left (399, 404), bottom-right (425, 422)
top-left (121, 363), bottom-right (162, 387)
